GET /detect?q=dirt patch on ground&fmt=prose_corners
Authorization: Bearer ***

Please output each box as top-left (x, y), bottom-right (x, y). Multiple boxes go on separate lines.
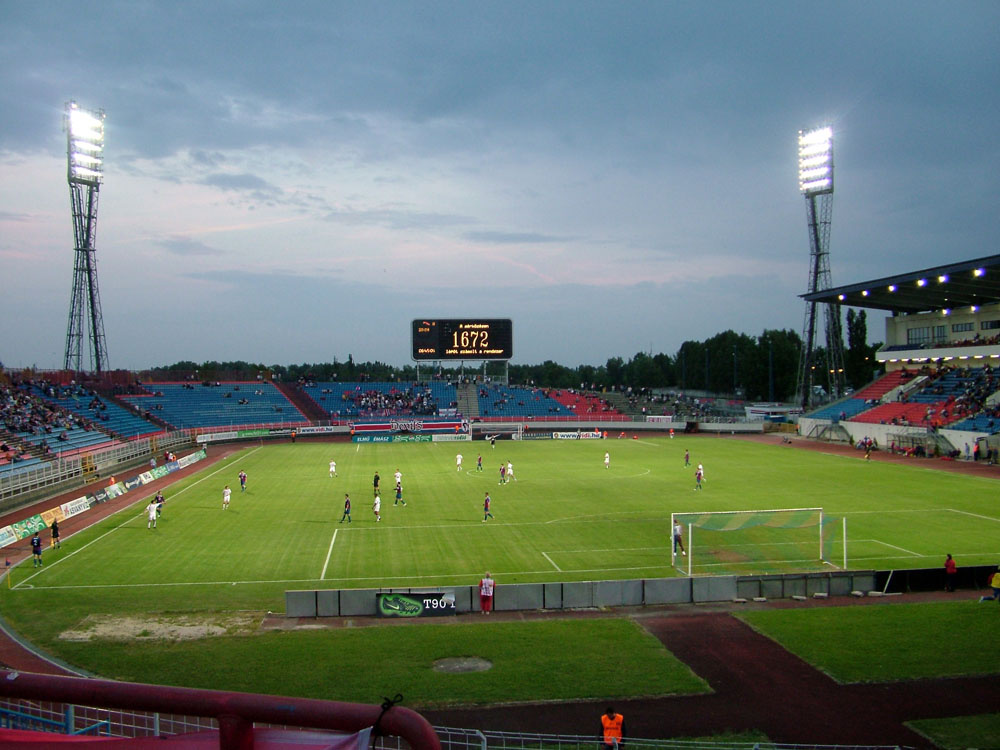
top-left (59, 612), bottom-right (260, 642)
top-left (433, 657), bottom-right (493, 673)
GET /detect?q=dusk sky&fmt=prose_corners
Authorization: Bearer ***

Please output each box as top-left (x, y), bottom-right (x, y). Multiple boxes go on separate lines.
top-left (1, 1), bottom-right (998, 371)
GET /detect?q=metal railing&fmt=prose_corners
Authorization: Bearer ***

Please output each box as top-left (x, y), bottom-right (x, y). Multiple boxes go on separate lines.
top-left (0, 430), bottom-right (194, 507)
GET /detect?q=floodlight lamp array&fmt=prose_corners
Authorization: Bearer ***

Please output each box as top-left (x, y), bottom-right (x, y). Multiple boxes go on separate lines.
top-left (66, 102), bottom-right (105, 185)
top-left (798, 126), bottom-right (833, 194)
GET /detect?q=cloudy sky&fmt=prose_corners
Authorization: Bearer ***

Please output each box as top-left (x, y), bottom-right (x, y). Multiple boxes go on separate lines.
top-left (1, 1), bottom-right (998, 371)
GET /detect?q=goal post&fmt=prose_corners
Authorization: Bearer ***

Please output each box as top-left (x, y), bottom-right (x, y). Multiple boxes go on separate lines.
top-left (670, 508), bottom-right (847, 576)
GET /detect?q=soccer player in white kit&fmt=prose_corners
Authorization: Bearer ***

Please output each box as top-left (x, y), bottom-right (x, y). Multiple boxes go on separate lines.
top-left (506, 461), bottom-right (515, 482)
top-left (456, 453), bottom-right (463, 471)
top-left (223, 485), bottom-right (231, 509)
top-left (146, 500), bottom-right (159, 529)
top-left (394, 469), bottom-right (402, 485)
top-left (604, 452), bottom-right (610, 469)
top-left (372, 494), bottom-right (381, 522)
top-left (329, 460), bottom-right (337, 477)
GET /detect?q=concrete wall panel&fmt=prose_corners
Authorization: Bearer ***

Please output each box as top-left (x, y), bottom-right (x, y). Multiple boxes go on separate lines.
top-left (285, 590), bottom-right (317, 618)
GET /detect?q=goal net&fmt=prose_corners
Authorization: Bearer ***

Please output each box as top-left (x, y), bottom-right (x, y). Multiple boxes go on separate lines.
top-left (670, 507), bottom-right (846, 576)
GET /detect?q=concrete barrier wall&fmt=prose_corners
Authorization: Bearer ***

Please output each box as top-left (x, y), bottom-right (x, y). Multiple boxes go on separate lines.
top-left (285, 570), bottom-right (880, 618)
top-left (737, 571), bottom-right (875, 600)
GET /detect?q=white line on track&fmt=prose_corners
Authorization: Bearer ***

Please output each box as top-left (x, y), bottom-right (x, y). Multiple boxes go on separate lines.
top-left (320, 529), bottom-right (338, 579)
top-left (14, 446), bottom-right (262, 589)
top-left (541, 551), bottom-right (562, 571)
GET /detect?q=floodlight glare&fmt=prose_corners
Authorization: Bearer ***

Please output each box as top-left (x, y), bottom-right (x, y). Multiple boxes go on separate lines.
top-left (798, 126), bottom-right (834, 195)
top-left (938, 274), bottom-right (949, 283)
top-left (917, 278), bottom-right (927, 287)
top-left (65, 101), bottom-right (105, 185)
top-left (974, 268), bottom-right (985, 277)
top-left (888, 284), bottom-right (897, 292)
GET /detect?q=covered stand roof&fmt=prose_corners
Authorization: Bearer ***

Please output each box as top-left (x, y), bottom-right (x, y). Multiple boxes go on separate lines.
top-left (801, 254), bottom-right (1000, 314)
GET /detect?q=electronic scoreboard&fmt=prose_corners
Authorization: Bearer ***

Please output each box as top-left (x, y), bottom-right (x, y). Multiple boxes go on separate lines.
top-left (411, 319), bottom-right (513, 361)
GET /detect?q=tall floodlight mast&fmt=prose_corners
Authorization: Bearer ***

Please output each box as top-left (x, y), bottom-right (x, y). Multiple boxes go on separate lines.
top-left (795, 126), bottom-right (845, 410)
top-left (63, 102), bottom-right (109, 374)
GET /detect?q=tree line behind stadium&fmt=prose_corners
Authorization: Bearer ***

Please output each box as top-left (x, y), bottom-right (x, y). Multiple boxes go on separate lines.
top-left (144, 312), bottom-right (878, 403)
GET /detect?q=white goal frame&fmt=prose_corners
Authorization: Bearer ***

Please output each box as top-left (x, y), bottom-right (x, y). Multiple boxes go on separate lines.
top-left (670, 507), bottom-right (845, 576)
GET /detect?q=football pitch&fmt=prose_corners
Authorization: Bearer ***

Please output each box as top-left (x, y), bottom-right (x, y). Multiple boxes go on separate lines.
top-left (8, 436), bottom-right (1000, 603)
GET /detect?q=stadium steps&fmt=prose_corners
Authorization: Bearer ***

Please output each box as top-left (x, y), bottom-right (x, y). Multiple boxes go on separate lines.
top-left (455, 383), bottom-right (479, 418)
top-left (601, 391), bottom-right (640, 416)
top-left (276, 382), bottom-right (327, 422)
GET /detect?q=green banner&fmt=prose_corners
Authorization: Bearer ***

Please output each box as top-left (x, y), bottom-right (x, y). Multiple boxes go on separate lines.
top-left (11, 515), bottom-right (47, 539)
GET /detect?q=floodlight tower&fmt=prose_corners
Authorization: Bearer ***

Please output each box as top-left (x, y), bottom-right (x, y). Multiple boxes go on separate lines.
top-left (795, 126), bottom-right (845, 410)
top-left (63, 101), bottom-right (109, 374)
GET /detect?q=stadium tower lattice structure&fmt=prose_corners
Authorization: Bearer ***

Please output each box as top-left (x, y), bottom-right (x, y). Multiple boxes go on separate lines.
top-left (63, 102), bottom-right (109, 374)
top-left (795, 127), bottom-right (845, 409)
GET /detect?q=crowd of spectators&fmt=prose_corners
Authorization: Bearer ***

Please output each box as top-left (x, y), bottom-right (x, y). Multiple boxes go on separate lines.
top-left (339, 384), bottom-right (441, 418)
top-left (1, 381), bottom-right (97, 461)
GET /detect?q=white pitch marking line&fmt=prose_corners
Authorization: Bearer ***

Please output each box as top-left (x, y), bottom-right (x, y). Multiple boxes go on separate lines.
top-left (946, 508), bottom-right (1000, 523)
top-left (14, 446), bottom-right (262, 589)
top-left (872, 539), bottom-right (922, 557)
top-left (320, 529), bottom-right (338, 580)
top-left (541, 551), bottom-right (562, 571)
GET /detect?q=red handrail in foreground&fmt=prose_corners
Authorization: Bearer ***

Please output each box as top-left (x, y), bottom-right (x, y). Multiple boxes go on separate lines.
top-left (0, 670), bottom-right (440, 750)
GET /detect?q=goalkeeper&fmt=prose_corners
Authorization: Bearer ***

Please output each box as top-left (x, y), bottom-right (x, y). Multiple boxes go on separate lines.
top-left (673, 520), bottom-right (686, 556)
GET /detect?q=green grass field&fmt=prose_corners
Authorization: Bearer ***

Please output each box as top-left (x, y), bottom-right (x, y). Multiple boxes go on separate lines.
top-left (1, 436), bottom-right (999, 704)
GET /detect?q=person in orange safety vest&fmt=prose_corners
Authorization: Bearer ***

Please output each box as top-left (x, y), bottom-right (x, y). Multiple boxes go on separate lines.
top-left (600, 706), bottom-right (625, 748)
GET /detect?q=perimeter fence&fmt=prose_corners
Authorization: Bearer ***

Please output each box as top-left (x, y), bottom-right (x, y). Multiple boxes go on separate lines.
top-left (0, 697), bottom-right (910, 750)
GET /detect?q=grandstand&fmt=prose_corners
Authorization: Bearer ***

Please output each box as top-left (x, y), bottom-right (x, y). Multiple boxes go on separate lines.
top-left (476, 383), bottom-right (566, 418)
top-left (299, 381), bottom-right (457, 419)
top-left (548, 389), bottom-right (624, 417)
top-left (28, 383), bottom-right (160, 440)
top-left (801, 255), bottom-right (1000, 452)
top-left (120, 382), bottom-right (308, 430)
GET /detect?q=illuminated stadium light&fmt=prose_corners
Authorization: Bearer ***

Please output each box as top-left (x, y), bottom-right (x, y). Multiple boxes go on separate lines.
top-left (917, 278), bottom-right (927, 287)
top-left (888, 284), bottom-right (897, 292)
top-left (942, 309), bottom-right (950, 315)
top-left (861, 290), bottom-right (869, 297)
top-left (63, 100), bottom-right (109, 374)
top-left (837, 294), bottom-right (845, 301)
top-left (972, 305), bottom-right (979, 312)
top-left (66, 102), bottom-right (105, 186)
top-left (798, 127), bottom-right (833, 195)
top-left (974, 268), bottom-right (985, 277)
top-left (938, 274), bottom-right (949, 283)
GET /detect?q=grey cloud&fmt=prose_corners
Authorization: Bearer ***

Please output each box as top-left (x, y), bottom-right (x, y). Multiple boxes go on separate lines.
top-left (323, 207), bottom-right (473, 231)
top-left (464, 231), bottom-right (564, 245)
top-left (158, 237), bottom-right (224, 257)
top-left (201, 173), bottom-right (281, 194)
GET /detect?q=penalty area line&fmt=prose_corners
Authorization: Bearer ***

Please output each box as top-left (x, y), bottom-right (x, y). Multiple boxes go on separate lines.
top-left (871, 539), bottom-right (922, 557)
top-left (320, 529), bottom-right (338, 580)
top-left (541, 551), bottom-right (562, 571)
